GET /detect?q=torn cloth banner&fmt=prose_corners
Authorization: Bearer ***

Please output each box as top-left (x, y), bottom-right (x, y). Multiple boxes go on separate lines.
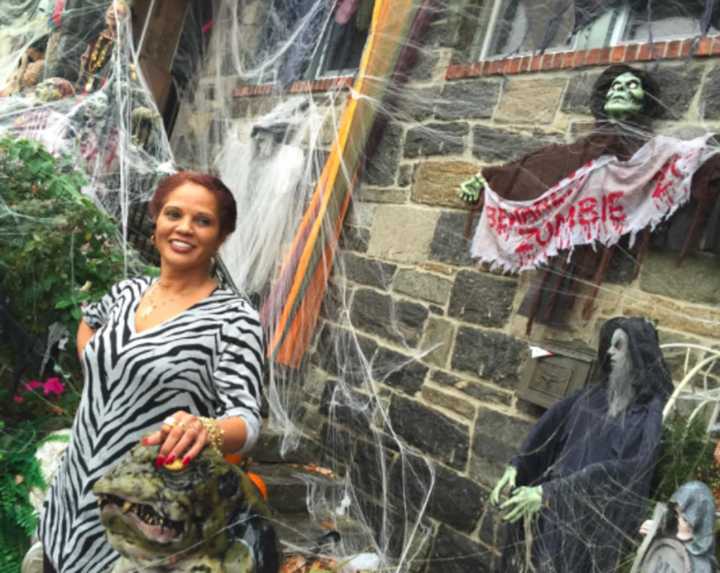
top-left (471, 135), bottom-right (720, 271)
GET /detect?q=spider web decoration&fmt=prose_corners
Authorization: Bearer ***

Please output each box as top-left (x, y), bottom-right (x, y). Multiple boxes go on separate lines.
top-left (2, 1), bottom-right (720, 572)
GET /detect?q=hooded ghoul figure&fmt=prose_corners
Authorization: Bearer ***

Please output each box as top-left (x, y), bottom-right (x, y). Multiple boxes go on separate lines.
top-left (670, 481), bottom-right (718, 573)
top-left (492, 316), bottom-right (673, 573)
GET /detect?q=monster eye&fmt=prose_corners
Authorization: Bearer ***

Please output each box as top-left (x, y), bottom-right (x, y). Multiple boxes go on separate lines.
top-left (218, 470), bottom-right (240, 498)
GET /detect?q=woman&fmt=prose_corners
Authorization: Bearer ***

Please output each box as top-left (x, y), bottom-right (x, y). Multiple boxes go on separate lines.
top-left (39, 171), bottom-right (264, 572)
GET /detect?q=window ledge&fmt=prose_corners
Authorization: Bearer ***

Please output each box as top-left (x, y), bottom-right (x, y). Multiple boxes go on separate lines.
top-left (446, 36), bottom-right (720, 81)
top-left (233, 76), bottom-right (354, 98)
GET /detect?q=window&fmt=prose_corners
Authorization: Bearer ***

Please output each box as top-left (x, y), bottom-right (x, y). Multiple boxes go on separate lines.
top-left (304, 0), bottom-right (375, 79)
top-left (473, 0), bottom-right (719, 60)
top-left (255, 0), bottom-right (374, 86)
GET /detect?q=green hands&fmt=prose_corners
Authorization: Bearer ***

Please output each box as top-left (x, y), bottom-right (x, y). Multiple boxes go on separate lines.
top-left (500, 485), bottom-right (543, 523)
top-left (490, 465), bottom-right (517, 505)
top-left (458, 172), bottom-right (486, 204)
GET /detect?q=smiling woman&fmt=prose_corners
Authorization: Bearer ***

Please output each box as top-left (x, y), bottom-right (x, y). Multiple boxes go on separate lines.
top-left (39, 171), bottom-right (265, 573)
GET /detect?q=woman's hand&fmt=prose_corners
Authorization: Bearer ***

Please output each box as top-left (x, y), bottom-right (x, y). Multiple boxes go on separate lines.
top-left (142, 411), bottom-right (209, 468)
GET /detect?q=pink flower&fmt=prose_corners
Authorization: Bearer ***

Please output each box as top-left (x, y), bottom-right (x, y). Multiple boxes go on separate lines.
top-left (13, 395), bottom-right (24, 403)
top-left (43, 377), bottom-right (65, 397)
top-left (24, 380), bottom-right (42, 392)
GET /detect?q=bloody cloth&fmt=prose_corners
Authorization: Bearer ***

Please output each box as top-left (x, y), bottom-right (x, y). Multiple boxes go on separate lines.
top-left (500, 317), bottom-right (672, 573)
top-left (480, 124), bottom-right (720, 328)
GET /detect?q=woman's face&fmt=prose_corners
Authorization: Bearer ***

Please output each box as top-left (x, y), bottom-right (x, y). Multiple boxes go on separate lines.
top-left (154, 182), bottom-right (223, 274)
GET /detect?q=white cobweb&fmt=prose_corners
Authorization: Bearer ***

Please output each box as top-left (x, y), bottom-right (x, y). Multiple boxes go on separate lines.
top-left (3, 0), bottom-right (720, 572)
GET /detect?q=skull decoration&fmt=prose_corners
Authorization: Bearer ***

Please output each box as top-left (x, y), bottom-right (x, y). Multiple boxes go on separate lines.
top-left (604, 72), bottom-right (645, 121)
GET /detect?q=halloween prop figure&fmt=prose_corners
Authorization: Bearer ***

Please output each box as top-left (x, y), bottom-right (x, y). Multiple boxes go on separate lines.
top-left (459, 65), bottom-right (720, 329)
top-left (633, 481), bottom-right (718, 573)
top-left (491, 316), bottom-right (673, 573)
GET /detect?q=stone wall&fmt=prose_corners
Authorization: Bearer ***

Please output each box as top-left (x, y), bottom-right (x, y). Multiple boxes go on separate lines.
top-left (173, 3), bottom-right (720, 571)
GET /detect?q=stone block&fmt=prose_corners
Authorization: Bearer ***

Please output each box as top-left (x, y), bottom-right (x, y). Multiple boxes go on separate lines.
top-left (430, 370), bottom-right (512, 406)
top-left (364, 123), bottom-right (403, 186)
top-left (313, 323), bottom-right (378, 382)
top-left (404, 122), bottom-right (469, 158)
top-left (429, 211), bottom-right (476, 267)
top-left (340, 225), bottom-right (370, 253)
top-left (390, 454), bottom-right (486, 533)
top-left (640, 251), bottom-right (720, 305)
top-left (472, 125), bottom-right (563, 163)
top-left (320, 383), bottom-right (373, 434)
top-left (561, 72), bottom-right (600, 115)
top-left (654, 65), bottom-right (703, 119)
top-left (702, 65), bottom-right (720, 120)
top-left (448, 270), bottom-right (517, 327)
top-left (343, 253), bottom-right (397, 290)
top-left (420, 317), bottom-right (455, 368)
top-left (428, 525), bottom-right (493, 573)
top-left (471, 407), bottom-right (531, 469)
top-left (374, 345), bottom-right (429, 395)
top-left (351, 288), bottom-right (429, 347)
top-left (412, 161), bottom-right (478, 208)
top-left (351, 437), bottom-right (394, 501)
top-left (357, 186), bottom-right (408, 204)
top-left (435, 79), bottom-right (501, 120)
top-left (390, 86), bottom-right (441, 122)
top-left (495, 78), bottom-right (566, 125)
top-left (367, 205), bottom-right (439, 263)
top-left (388, 394), bottom-right (470, 470)
top-left (393, 269), bottom-right (453, 305)
top-left (451, 326), bottom-right (526, 387)
top-left (398, 164), bottom-right (415, 187)
top-left (622, 292), bottom-right (720, 339)
top-left (422, 385), bottom-right (474, 419)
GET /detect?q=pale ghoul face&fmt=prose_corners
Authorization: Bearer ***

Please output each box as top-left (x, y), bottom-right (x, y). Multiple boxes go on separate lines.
top-left (604, 72), bottom-right (645, 120)
top-left (154, 182), bottom-right (224, 274)
top-left (608, 328), bottom-right (630, 368)
top-left (607, 328), bottom-right (634, 417)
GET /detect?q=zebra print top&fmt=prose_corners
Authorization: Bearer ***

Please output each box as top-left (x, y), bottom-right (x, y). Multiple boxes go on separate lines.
top-left (39, 276), bottom-right (264, 572)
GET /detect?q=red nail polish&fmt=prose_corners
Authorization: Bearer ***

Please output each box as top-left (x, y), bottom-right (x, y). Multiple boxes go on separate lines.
top-left (141, 437), bottom-right (149, 445)
top-left (182, 455), bottom-right (191, 466)
top-left (166, 454), bottom-right (176, 465)
top-left (155, 455), bottom-right (166, 467)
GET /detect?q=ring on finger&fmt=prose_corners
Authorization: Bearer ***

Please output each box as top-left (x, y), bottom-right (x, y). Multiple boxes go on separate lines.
top-left (163, 416), bottom-right (176, 427)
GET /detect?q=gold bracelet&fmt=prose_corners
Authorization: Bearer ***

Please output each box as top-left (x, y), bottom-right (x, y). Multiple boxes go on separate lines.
top-left (198, 416), bottom-right (224, 455)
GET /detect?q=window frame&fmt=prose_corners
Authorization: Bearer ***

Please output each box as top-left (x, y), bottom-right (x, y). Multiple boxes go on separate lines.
top-left (474, 0), bottom-right (711, 62)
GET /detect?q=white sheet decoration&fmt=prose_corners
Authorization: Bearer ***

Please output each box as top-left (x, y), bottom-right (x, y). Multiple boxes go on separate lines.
top-left (470, 135), bottom-right (720, 271)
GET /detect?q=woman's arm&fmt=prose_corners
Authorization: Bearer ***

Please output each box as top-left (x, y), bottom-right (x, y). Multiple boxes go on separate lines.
top-left (76, 319), bottom-right (96, 358)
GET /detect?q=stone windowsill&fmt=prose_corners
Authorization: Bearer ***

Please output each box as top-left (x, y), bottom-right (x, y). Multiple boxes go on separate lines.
top-left (446, 36), bottom-right (720, 81)
top-left (233, 76), bottom-right (354, 98)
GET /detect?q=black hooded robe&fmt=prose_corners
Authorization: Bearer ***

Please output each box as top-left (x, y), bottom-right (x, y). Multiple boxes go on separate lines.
top-left (499, 317), bottom-right (672, 573)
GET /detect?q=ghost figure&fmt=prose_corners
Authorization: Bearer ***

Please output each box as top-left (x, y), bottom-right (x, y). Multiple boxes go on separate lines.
top-left (636, 481), bottom-right (717, 573)
top-left (491, 316), bottom-right (673, 573)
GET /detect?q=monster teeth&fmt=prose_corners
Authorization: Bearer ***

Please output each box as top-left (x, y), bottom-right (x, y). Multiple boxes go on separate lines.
top-left (122, 501), bottom-right (132, 513)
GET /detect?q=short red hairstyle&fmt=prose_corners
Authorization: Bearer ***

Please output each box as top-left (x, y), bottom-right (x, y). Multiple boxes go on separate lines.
top-left (149, 171), bottom-right (237, 238)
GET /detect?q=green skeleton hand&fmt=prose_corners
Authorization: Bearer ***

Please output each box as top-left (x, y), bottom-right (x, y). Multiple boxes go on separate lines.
top-left (490, 465), bottom-right (517, 506)
top-left (501, 485), bottom-right (543, 523)
top-left (458, 172), bottom-right (486, 204)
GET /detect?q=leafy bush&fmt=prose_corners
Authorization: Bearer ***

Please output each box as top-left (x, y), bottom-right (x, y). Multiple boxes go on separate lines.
top-left (0, 137), bottom-right (127, 338)
top-left (652, 412), bottom-right (719, 502)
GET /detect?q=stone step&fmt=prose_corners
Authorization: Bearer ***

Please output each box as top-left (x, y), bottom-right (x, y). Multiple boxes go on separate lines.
top-left (272, 512), bottom-right (374, 558)
top-left (251, 428), bottom-right (322, 465)
top-left (249, 462), bottom-right (344, 516)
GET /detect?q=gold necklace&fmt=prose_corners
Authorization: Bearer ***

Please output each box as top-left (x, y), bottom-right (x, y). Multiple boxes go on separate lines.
top-left (138, 281), bottom-right (177, 319)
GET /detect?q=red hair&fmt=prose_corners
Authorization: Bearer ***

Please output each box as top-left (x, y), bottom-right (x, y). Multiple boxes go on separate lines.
top-left (149, 171), bottom-right (237, 238)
